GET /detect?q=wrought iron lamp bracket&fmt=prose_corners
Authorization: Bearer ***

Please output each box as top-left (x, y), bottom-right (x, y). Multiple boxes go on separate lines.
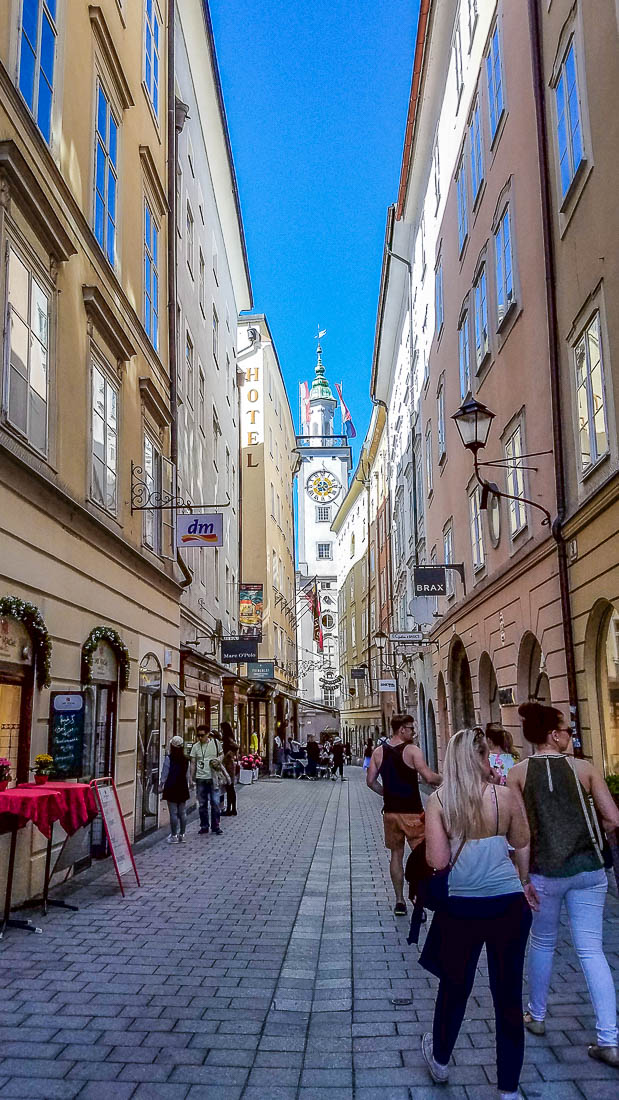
top-left (131, 462), bottom-right (231, 513)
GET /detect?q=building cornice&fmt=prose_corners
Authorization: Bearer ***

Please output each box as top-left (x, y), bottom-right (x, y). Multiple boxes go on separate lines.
top-left (562, 471), bottom-right (619, 540)
top-left (88, 5), bottom-right (134, 110)
top-left (396, 0), bottom-right (433, 218)
top-left (0, 140), bottom-right (76, 262)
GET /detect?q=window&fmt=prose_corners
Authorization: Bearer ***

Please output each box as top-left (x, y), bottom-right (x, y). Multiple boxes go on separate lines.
top-left (175, 164), bottom-right (182, 237)
top-left (370, 599), bottom-right (376, 632)
top-left (473, 264), bottom-right (489, 365)
top-left (351, 614), bottom-right (356, 644)
top-left (268, 427), bottom-right (273, 456)
top-left (350, 533), bottom-right (355, 558)
top-left (185, 331), bottom-right (194, 407)
top-left (144, 199), bottom-right (159, 351)
top-left (430, 547), bottom-right (439, 614)
top-left (453, 17), bottom-right (463, 101)
top-left (317, 543), bottom-right (332, 560)
top-left (469, 484), bottom-right (485, 570)
top-left (486, 24), bottom-right (505, 141)
top-left (18, 0), bottom-right (57, 143)
top-left (91, 363), bottom-right (117, 513)
top-left (212, 306), bottom-right (219, 364)
top-left (199, 249), bottom-right (205, 313)
top-left (212, 240), bottom-right (218, 284)
top-left (198, 364), bottom-right (205, 433)
top-left (435, 259), bottom-right (444, 336)
top-left (186, 202), bottom-right (194, 275)
top-left (270, 482), bottom-right (275, 516)
top-left (458, 308), bottom-right (471, 398)
top-left (574, 313), bottom-right (608, 472)
top-left (420, 217), bottom-right (426, 275)
top-left (212, 408), bottom-right (220, 469)
top-left (555, 41), bottom-right (584, 198)
top-left (504, 425), bottom-right (527, 535)
top-left (443, 522), bottom-right (454, 597)
top-left (437, 378), bottom-right (446, 459)
top-left (214, 547), bottom-right (220, 600)
top-left (94, 82), bottom-right (119, 265)
top-left (187, 137), bottom-right (194, 177)
top-left (322, 613), bottom-right (334, 629)
top-left (143, 434), bottom-right (161, 552)
top-left (433, 138), bottom-right (440, 209)
top-left (470, 97), bottom-right (483, 201)
top-left (456, 160), bottom-right (468, 253)
top-left (425, 424), bottom-right (433, 495)
top-left (6, 245), bottom-right (50, 454)
top-left (316, 505), bottom-right (331, 522)
top-left (144, 0), bottom-right (160, 116)
top-left (495, 206), bottom-right (514, 324)
top-left (467, 0), bottom-right (478, 43)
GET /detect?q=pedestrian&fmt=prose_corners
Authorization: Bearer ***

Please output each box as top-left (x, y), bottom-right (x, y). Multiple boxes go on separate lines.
top-left (420, 727), bottom-right (532, 1099)
top-left (507, 701), bottom-right (619, 1066)
top-left (367, 714), bottom-right (441, 915)
top-left (273, 732), bottom-right (284, 776)
top-left (190, 725), bottom-right (223, 835)
top-left (362, 737), bottom-right (374, 770)
top-left (305, 734), bottom-right (318, 778)
top-left (250, 728), bottom-right (259, 753)
top-left (332, 737), bottom-right (346, 781)
top-left (486, 722), bottom-right (518, 785)
top-left (344, 740), bottom-right (352, 765)
top-left (160, 735), bottom-right (190, 843)
top-left (222, 737), bottom-right (239, 816)
top-left (220, 720), bottom-right (236, 754)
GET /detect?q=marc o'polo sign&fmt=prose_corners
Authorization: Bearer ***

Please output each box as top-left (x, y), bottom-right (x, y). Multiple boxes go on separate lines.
top-left (221, 638), bottom-right (259, 663)
top-left (177, 513), bottom-right (223, 547)
top-left (413, 566), bottom-right (446, 596)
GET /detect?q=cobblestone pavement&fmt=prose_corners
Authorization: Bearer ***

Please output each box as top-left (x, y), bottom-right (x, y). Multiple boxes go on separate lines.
top-left (0, 768), bottom-right (618, 1099)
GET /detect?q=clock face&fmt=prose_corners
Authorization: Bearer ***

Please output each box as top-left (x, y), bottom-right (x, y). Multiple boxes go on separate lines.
top-left (306, 469), bottom-right (341, 503)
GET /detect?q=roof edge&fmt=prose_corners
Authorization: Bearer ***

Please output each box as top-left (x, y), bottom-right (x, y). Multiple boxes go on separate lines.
top-left (396, 0), bottom-right (433, 220)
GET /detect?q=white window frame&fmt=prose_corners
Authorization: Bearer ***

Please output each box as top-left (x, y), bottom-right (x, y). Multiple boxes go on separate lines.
top-left (212, 304), bottom-right (219, 366)
top-left (316, 505), bottom-right (331, 523)
top-left (456, 158), bottom-right (468, 254)
top-left (467, 0), bottom-right (478, 46)
top-left (425, 423), bottom-right (433, 496)
top-left (435, 258), bottom-right (444, 337)
top-left (473, 263), bottom-right (489, 366)
top-left (212, 408), bottom-right (221, 470)
top-left (17, 0), bottom-right (58, 144)
top-left (470, 96), bottom-right (483, 203)
top-left (143, 0), bottom-right (161, 119)
top-left (186, 200), bottom-right (194, 276)
top-left (574, 312), bottom-right (609, 474)
top-left (433, 137), bottom-right (440, 210)
top-left (143, 432), bottom-right (161, 553)
top-left (453, 16), bottom-right (463, 103)
top-left (553, 38), bottom-right (584, 200)
top-left (458, 306), bottom-right (471, 399)
top-left (504, 424), bottom-right (527, 537)
top-left (469, 483), bottom-right (485, 571)
top-left (443, 522), bottom-right (454, 597)
top-left (91, 359), bottom-right (118, 515)
top-left (198, 248), bottom-right (205, 314)
top-left (93, 79), bottom-right (119, 267)
top-left (185, 328), bottom-right (194, 409)
top-left (317, 543), bottom-right (332, 561)
top-left (143, 196), bottom-right (159, 351)
top-left (5, 240), bottom-right (52, 456)
top-left (494, 205), bottom-right (514, 326)
top-left (437, 378), bottom-right (446, 460)
top-left (486, 22), bottom-right (505, 143)
top-left (198, 362), bottom-right (205, 434)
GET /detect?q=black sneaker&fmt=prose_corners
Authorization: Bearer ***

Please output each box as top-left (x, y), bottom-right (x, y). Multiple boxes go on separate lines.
top-left (198, 827), bottom-right (209, 835)
top-left (213, 827), bottom-right (223, 835)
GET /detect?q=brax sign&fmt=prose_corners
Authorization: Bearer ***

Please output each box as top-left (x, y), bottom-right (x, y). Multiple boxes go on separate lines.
top-left (177, 513), bottom-right (223, 547)
top-left (413, 566), bottom-right (446, 596)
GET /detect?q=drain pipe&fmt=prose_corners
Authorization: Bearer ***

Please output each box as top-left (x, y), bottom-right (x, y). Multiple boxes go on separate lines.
top-left (527, 0), bottom-right (582, 754)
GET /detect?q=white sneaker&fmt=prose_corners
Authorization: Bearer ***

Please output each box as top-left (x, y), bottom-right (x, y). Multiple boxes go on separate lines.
top-left (499, 1092), bottom-right (524, 1099)
top-left (177, 834), bottom-right (185, 843)
top-left (166, 834), bottom-right (177, 843)
top-left (421, 1033), bottom-right (449, 1083)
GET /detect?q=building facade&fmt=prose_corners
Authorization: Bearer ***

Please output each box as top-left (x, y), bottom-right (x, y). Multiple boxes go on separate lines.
top-left (0, 0), bottom-right (182, 902)
top-left (238, 315), bottom-right (298, 761)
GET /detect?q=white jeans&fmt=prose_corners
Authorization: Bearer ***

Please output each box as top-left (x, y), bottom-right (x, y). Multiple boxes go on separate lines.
top-left (528, 868), bottom-right (617, 1046)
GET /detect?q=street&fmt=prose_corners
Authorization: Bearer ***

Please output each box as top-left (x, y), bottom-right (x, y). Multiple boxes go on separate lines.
top-left (0, 768), bottom-right (618, 1100)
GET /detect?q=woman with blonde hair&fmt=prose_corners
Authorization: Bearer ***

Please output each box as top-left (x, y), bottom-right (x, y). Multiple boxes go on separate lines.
top-left (420, 728), bottom-right (532, 1100)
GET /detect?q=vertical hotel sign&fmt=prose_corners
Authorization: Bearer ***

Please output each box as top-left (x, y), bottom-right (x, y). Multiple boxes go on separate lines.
top-left (240, 340), bottom-right (264, 469)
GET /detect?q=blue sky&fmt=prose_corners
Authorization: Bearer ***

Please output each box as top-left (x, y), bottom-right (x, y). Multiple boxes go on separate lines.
top-left (210, 0), bottom-right (420, 457)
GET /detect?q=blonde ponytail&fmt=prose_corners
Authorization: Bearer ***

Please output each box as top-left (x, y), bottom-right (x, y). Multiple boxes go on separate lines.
top-left (441, 727), bottom-right (488, 839)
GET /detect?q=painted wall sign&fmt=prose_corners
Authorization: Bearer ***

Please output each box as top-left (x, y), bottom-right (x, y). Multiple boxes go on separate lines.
top-left (0, 617), bottom-right (31, 665)
top-left (239, 583), bottom-right (263, 641)
top-left (413, 566), bottom-right (447, 596)
top-left (177, 512), bottom-right (223, 547)
top-left (221, 638), bottom-right (259, 663)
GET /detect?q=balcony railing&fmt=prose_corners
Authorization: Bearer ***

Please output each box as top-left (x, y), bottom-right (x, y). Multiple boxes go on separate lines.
top-left (295, 434), bottom-right (351, 449)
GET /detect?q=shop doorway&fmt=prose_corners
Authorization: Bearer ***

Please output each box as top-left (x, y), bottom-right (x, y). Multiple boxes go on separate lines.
top-left (426, 699), bottom-right (438, 772)
top-left (478, 652), bottom-right (501, 727)
top-left (449, 637), bottom-right (475, 730)
top-left (598, 606), bottom-right (619, 774)
top-left (0, 616), bottom-right (35, 782)
top-left (135, 654), bottom-right (162, 839)
top-left (83, 641), bottom-right (118, 857)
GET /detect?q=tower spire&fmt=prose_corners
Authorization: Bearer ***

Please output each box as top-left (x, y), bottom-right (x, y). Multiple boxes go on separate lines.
top-left (310, 330), bottom-right (334, 400)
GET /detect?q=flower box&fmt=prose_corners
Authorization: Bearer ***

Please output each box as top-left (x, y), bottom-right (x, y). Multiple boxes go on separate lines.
top-left (239, 768), bottom-right (253, 785)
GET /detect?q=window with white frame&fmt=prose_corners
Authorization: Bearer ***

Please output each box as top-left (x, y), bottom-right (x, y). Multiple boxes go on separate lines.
top-left (430, 547), bottom-right (439, 614)
top-left (474, 264), bottom-right (489, 365)
top-left (317, 542), bottom-right (332, 560)
top-left (18, 0), bottom-right (57, 143)
top-left (433, 137), bottom-right (440, 209)
top-left (470, 97), bottom-right (483, 201)
top-left (175, 163), bottom-right (182, 237)
top-left (212, 305), bottom-right (219, 364)
top-left (198, 364), bottom-right (205, 433)
top-left (420, 216), bottom-right (426, 275)
top-left (456, 159), bottom-right (468, 253)
top-left (362, 606), bottom-right (368, 636)
top-left (425, 423), bottom-right (433, 495)
top-left (554, 40), bottom-right (584, 198)
top-left (574, 313), bottom-right (608, 472)
top-left (486, 23), bottom-right (505, 141)
top-left (350, 613), bottom-right (356, 645)
top-left (504, 424), bottom-right (527, 535)
top-left (214, 547), bottom-right (220, 600)
top-left (435, 259), bottom-right (444, 336)
top-left (185, 330), bottom-right (194, 407)
top-left (143, 433), bottom-right (162, 552)
top-left (467, 0), bottom-right (478, 43)
top-left (469, 484), bottom-right (485, 570)
top-left (443, 522), bottom-right (454, 596)
top-left (144, 0), bottom-right (160, 117)
top-left (186, 201), bottom-right (194, 275)
top-left (198, 249), bottom-right (205, 313)
top-left (316, 505), bottom-right (331, 522)
top-left (458, 307), bottom-right (471, 398)
top-left (437, 378), bottom-right (446, 459)
top-left (6, 244), bottom-right (50, 454)
top-left (495, 206), bottom-right (514, 325)
top-left (144, 198), bottom-right (159, 351)
top-left (94, 81), bottom-right (119, 265)
top-left (91, 362), bottom-right (117, 514)
top-left (212, 238), bottom-right (218, 283)
top-left (212, 408), bottom-right (220, 469)
top-left (453, 16), bottom-right (463, 101)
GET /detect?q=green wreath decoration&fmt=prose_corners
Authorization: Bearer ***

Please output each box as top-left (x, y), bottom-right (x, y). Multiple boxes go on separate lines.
top-left (81, 626), bottom-right (130, 691)
top-left (0, 596), bottom-right (52, 688)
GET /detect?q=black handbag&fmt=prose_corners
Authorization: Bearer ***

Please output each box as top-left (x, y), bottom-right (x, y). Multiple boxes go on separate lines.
top-left (424, 837), bottom-right (467, 912)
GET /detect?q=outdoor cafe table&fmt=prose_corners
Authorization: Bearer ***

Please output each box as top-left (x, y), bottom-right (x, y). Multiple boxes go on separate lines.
top-left (0, 783), bottom-right (98, 937)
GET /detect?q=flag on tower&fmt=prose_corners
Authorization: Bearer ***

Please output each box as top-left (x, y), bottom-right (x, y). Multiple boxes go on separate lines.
top-left (299, 381), bottom-right (311, 429)
top-left (335, 383), bottom-right (357, 439)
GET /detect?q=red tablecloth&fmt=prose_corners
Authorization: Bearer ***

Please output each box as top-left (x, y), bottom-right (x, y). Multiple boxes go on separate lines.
top-left (0, 784), bottom-right (98, 839)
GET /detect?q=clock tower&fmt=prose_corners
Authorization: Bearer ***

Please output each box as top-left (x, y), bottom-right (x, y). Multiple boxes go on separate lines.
top-left (296, 341), bottom-right (352, 713)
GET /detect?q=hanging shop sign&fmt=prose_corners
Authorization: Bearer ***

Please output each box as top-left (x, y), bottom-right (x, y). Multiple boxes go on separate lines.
top-left (413, 566), bottom-right (447, 596)
top-left (246, 661), bottom-right (275, 681)
top-left (378, 678), bottom-right (397, 693)
top-left (49, 692), bottom-right (85, 778)
top-left (350, 667), bottom-right (366, 680)
top-left (221, 638), bottom-right (259, 663)
top-left (389, 631), bottom-right (425, 643)
top-left (177, 513), bottom-right (223, 547)
top-left (239, 583), bottom-right (263, 641)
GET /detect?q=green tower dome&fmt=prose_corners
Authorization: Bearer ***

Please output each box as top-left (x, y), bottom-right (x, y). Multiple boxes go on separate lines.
top-left (310, 343), bottom-right (335, 400)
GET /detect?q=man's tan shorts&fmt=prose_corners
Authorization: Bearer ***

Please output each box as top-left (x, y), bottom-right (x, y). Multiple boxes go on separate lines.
top-left (383, 811), bottom-right (425, 851)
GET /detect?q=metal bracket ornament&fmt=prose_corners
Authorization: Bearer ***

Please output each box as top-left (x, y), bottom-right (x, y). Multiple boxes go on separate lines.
top-left (130, 462), bottom-right (231, 513)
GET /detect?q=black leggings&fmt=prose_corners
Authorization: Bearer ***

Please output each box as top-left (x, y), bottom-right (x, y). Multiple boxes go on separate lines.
top-left (425, 893), bottom-right (531, 1093)
top-left (225, 783), bottom-right (236, 813)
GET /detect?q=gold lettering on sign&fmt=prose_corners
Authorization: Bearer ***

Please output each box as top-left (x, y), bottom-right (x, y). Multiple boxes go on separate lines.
top-left (247, 453), bottom-right (259, 467)
top-left (245, 367), bottom-right (260, 382)
top-left (247, 431), bottom-right (259, 446)
top-left (247, 389), bottom-right (259, 403)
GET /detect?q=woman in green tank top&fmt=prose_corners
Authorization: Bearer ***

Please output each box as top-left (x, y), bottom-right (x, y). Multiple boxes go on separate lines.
top-left (507, 702), bottom-right (619, 1068)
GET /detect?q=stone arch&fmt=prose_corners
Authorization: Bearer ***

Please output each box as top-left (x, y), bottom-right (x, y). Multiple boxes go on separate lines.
top-left (478, 651), bottom-right (501, 727)
top-left (448, 636), bottom-right (475, 731)
top-left (584, 598), bottom-right (619, 773)
top-left (437, 672), bottom-right (449, 750)
top-left (418, 682), bottom-right (427, 758)
top-left (426, 698), bottom-right (438, 771)
top-left (517, 631), bottom-right (549, 704)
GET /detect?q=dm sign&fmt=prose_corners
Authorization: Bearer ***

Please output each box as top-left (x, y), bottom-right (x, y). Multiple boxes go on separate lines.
top-left (177, 513), bottom-right (223, 547)
top-left (413, 565), bottom-right (446, 596)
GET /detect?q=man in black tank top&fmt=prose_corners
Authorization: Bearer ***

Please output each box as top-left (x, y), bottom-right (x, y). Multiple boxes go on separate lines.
top-left (367, 713), bottom-right (442, 915)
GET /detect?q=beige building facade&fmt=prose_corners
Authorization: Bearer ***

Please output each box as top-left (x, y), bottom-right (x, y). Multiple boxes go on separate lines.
top-left (0, 0), bottom-right (184, 902)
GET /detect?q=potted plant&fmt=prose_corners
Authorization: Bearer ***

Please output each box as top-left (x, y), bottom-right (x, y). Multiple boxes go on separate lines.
top-left (0, 757), bottom-right (12, 791)
top-left (239, 755), bottom-right (254, 785)
top-left (33, 753), bottom-right (54, 784)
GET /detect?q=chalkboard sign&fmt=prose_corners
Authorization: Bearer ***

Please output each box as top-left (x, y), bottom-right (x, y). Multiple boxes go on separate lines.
top-left (49, 692), bottom-right (85, 778)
